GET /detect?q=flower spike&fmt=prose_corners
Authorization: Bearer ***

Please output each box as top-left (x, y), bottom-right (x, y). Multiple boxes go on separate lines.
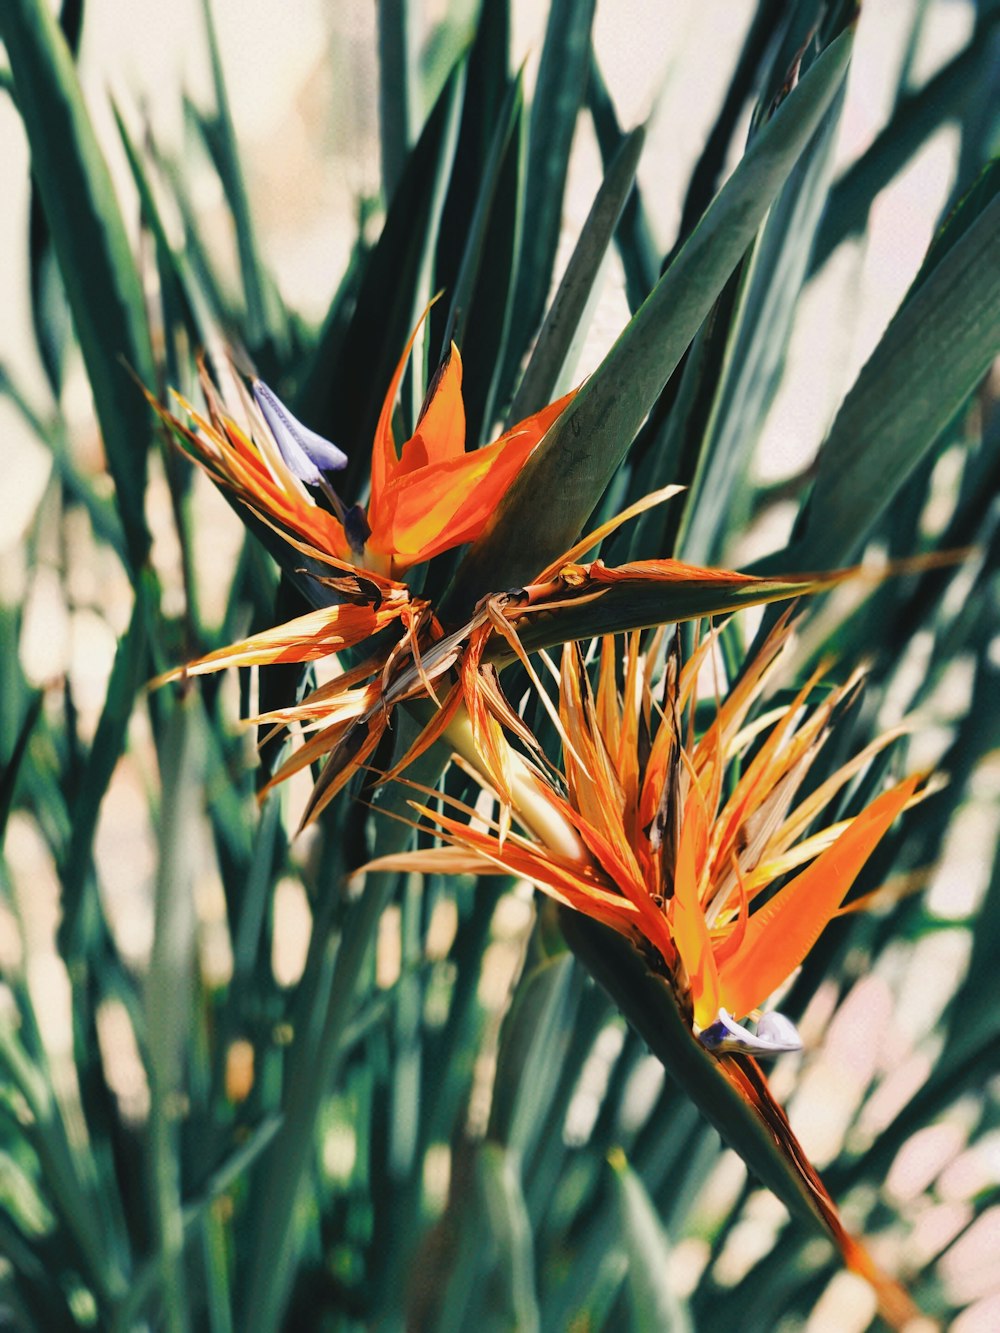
top-left (364, 627), bottom-right (925, 1032)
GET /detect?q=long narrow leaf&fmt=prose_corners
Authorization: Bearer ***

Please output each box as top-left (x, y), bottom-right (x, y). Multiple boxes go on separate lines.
top-left (1, 0), bottom-right (156, 574)
top-left (782, 191), bottom-right (1000, 571)
top-left (446, 26), bottom-right (855, 614)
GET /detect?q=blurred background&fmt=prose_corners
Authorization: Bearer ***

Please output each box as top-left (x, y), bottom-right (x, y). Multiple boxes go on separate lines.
top-left (1, 2), bottom-right (997, 1330)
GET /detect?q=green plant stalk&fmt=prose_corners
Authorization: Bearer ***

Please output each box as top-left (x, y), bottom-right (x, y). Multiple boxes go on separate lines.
top-left (145, 694), bottom-right (205, 1333)
top-left (242, 747), bottom-right (446, 1333)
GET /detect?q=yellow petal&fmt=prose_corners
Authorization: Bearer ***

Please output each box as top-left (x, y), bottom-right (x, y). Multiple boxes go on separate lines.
top-left (669, 795), bottom-right (721, 1028)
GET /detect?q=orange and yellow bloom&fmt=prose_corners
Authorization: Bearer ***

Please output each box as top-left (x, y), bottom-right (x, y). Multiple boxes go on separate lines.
top-left (155, 306), bottom-right (572, 580)
top-left (366, 621), bottom-right (923, 1039)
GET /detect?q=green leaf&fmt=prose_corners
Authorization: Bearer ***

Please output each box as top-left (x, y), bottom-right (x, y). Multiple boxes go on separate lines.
top-left (26, 0), bottom-right (84, 400)
top-left (446, 26), bottom-right (855, 614)
top-left (502, 0), bottom-right (598, 389)
top-left (377, 0), bottom-right (417, 200)
top-left (197, 0), bottom-right (275, 351)
top-left (585, 49), bottom-right (658, 313)
top-left (241, 730), bottom-right (449, 1333)
top-left (497, 571), bottom-right (860, 662)
top-left (560, 912), bottom-right (847, 1245)
top-left (0, 693), bottom-right (42, 849)
top-left (475, 1144), bottom-right (540, 1333)
top-left (811, 21), bottom-right (999, 273)
top-left (780, 188), bottom-right (1000, 572)
top-left (117, 1113), bottom-right (284, 1329)
top-left (294, 63), bottom-right (462, 498)
top-left (58, 572), bottom-right (153, 955)
top-left (449, 91), bottom-right (524, 448)
top-left (610, 1149), bottom-right (692, 1333)
top-left (665, 0), bottom-right (788, 270)
top-left (145, 690), bottom-right (205, 1333)
top-left (489, 955), bottom-right (583, 1159)
top-left (436, 74), bottom-right (523, 360)
top-left (677, 71), bottom-right (847, 564)
top-left (431, 0), bottom-right (510, 356)
top-left (508, 124), bottom-right (646, 422)
top-left (1, 0), bottom-right (156, 575)
top-left (433, 1142), bottom-right (540, 1333)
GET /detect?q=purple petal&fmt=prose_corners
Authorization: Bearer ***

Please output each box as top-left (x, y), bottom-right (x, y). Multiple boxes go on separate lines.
top-left (253, 380), bottom-right (348, 482)
top-left (698, 1007), bottom-right (802, 1058)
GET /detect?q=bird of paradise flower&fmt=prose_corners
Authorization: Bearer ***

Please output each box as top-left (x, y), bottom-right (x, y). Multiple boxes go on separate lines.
top-left (365, 621), bottom-right (924, 1037)
top-left (149, 312), bottom-right (944, 1327)
top-left (362, 621), bottom-right (927, 1326)
top-left (151, 320), bottom-right (865, 823)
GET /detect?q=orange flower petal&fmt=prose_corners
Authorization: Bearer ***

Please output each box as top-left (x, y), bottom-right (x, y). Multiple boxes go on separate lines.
top-left (395, 344), bottom-right (466, 474)
top-left (718, 775), bottom-right (920, 1019)
top-left (368, 297), bottom-right (439, 533)
top-left (369, 388), bottom-right (574, 565)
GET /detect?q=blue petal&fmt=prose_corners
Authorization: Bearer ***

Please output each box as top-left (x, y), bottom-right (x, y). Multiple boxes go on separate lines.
top-left (698, 1008), bottom-right (802, 1058)
top-left (253, 381), bottom-right (348, 482)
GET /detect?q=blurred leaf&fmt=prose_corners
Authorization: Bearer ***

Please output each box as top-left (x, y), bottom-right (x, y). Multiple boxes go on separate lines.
top-left (145, 691), bottom-right (205, 1333)
top-left (58, 572), bottom-right (153, 954)
top-left (501, 0), bottom-right (598, 392)
top-left (0, 1022), bottom-right (127, 1311)
top-left (610, 1149), bottom-right (692, 1333)
top-left (475, 1144), bottom-right (540, 1333)
top-left (0, 693), bottom-right (42, 849)
top-left (779, 186), bottom-right (1000, 571)
top-left (811, 17), bottom-right (1000, 273)
top-left (196, 0), bottom-right (275, 351)
top-left (27, 0), bottom-right (84, 399)
top-left (294, 63), bottom-right (462, 494)
top-left (1, 0), bottom-right (156, 574)
top-left (678, 67), bottom-right (847, 564)
top-left (241, 734), bottom-right (447, 1333)
top-left (585, 49), bottom-right (658, 313)
top-left (490, 955), bottom-right (583, 1159)
top-left (377, 0), bottom-right (417, 200)
top-left (447, 26), bottom-right (854, 613)
top-left (508, 124), bottom-right (646, 422)
top-left (119, 1113), bottom-right (283, 1329)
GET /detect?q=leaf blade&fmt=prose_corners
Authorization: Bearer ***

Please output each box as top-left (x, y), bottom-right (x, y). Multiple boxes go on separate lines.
top-left (446, 26), bottom-right (855, 614)
top-left (1, 0), bottom-right (156, 574)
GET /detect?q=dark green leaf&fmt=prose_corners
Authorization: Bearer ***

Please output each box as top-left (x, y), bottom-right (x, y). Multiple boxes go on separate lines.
top-left (502, 0), bottom-right (598, 390)
top-left (811, 20), bottom-right (999, 273)
top-left (377, 0), bottom-right (417, 200)
top-left (610, 1149), bottom-right (692, 1333)
top-left (508, 125), bottom-right (645, 422)
top-left (58, 572), bottom-right (153, 954)
top-left (781, 190), bottom-right (1000, 571)
top-left (0, 694), bottom-right (43, 849)
top-left (294, 64), bottom-right (462, 497)
top-left (585, 49), bottom-right (658, 312)
top-left (1, 0), bottom-right (156, 574)
top-left (489, 955), bottom-right (583, 1158)
top-left (197, 0), bottom-right (275, 350)
top-left (446, 27), bottom-right (854, 614)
